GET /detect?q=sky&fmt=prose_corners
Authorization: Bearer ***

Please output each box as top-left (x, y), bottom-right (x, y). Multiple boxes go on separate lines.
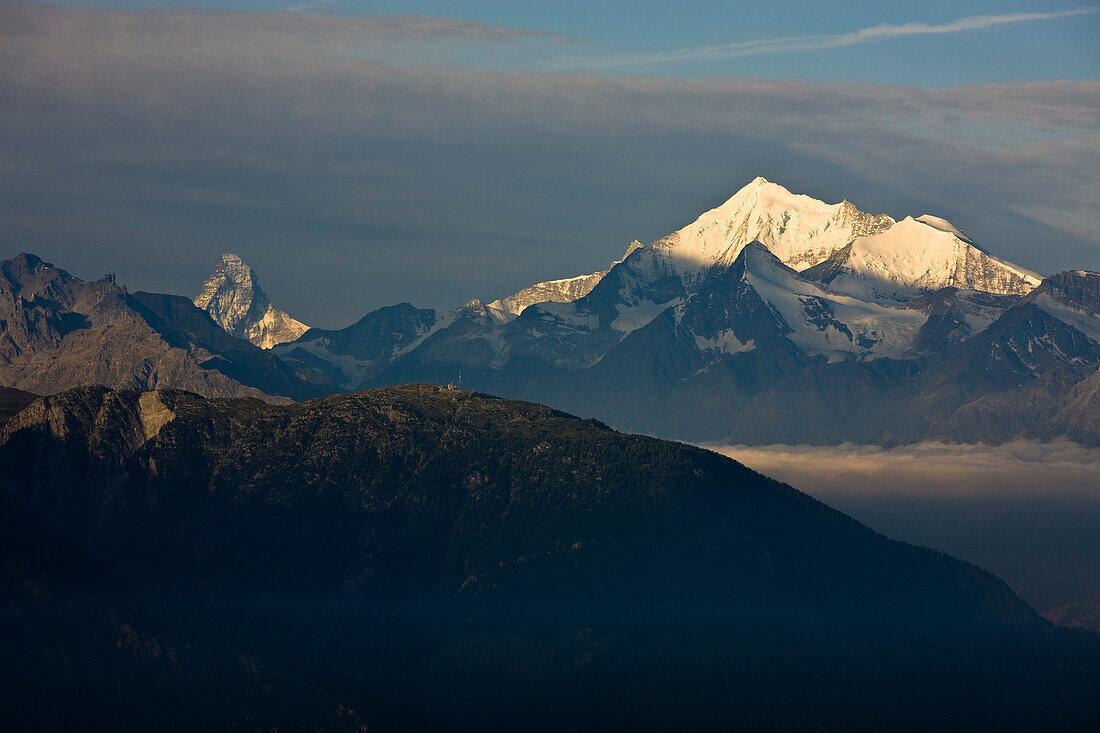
top-left (1, 1), bottom-right (1098, 326)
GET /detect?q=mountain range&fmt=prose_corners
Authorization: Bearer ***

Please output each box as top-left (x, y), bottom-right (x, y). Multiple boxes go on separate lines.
top-left (3, 177), bottom-right (1098, 446)
top-left (0, 253), bottom-right (331, 402)
top-left (274, 177), bottom-right (1098, 446)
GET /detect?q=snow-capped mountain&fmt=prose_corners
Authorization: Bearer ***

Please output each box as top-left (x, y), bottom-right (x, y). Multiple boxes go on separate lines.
top-left (275, 303), bottom-right (441, 387)
top-left (652, 176), bottom-right (895, 274)
top-left (264, 176), bottom-right (1100, 446)
top-left (194, 253), bottom-right (308, 349)
top-left (722, 243), bottom-right (928, 361)
top-left (804, 216), bottom-right (1041, 303)
top-left (279, 176), bottom-right (1052, 383)
top-left (482, 178), bottom-right (1038, 327)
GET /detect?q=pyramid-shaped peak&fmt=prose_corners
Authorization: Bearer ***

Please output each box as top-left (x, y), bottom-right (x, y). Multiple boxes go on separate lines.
top-left (739, 239), bottom-right (779, 259)
top-left (724, 240), bottom-right (797, 281)
top-left (194, 254), bottom-right (307, 348)
top-left (218, 252), bottom-right (248, 266)
top-left (710, 178), bottom-right (854, 224)
top-left (724, 176), bottom-right (798, 201)
top-left (736, 240), bottom-right (791, 271)
top-left (213, 253), bottom-right (256, 277)
top-left (205, 253), bottom-right (266, 297)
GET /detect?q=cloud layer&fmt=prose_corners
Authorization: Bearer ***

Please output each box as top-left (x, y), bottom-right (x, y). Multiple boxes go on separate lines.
top-left (596, 8), bottom-right (1100, 66)
top-left (1, 4), bottom-right (1097, 325)
top-left (711, 440), bottom-right (1100, 498)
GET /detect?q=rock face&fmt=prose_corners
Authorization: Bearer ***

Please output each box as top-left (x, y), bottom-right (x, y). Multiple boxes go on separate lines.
top-left (489, 241), bottom-right (644, 316)
top-left (2, 384), bottom-right (1098, 729)
top-left (193, 253), bottom-right (308, 349)
top-left (0, 253), bottom-right (332, 401)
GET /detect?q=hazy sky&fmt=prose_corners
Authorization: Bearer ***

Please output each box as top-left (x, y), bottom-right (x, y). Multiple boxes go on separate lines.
top-left (2, 1), bottom-right (1098, 326)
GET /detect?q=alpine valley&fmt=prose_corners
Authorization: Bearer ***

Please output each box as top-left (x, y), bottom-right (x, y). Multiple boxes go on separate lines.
top-left (7, 177), bottom-right (1090, 447)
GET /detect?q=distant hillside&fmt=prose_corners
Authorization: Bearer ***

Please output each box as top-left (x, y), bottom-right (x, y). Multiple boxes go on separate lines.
top-left (1045, 596), bottom-right (1100, 635)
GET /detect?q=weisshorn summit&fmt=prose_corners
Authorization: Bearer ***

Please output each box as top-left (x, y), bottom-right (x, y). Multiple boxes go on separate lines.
top-left (273, 177), bottom-right (1094, 446)
top-left (2, 177), bottom-right (1097, 446)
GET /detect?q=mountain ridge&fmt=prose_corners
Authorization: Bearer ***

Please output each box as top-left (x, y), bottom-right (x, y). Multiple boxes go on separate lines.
top-left (3, 384), bottom-right (1098, 728)
top-left (0, 253), bottom-right (333, 402)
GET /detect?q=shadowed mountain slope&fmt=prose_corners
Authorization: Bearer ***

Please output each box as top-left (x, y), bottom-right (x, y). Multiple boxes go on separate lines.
top-left (0, 386), bottom-right (36, 426)
top-left (2, 385), bottom-right (1098, 729)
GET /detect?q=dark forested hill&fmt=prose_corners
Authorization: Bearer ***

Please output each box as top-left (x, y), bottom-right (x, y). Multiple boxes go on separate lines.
top-left (2, 385), bottom-right (1098, 730)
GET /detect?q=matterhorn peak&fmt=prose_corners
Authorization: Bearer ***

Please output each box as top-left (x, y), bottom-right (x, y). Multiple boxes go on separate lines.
top-left (194, 253), bottom-right (308, 349)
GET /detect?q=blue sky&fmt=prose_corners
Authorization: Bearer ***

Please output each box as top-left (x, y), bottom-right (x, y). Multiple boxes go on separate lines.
top-left (22, 0), bottom-right (1099, 84)
top-left (1, 1), bottom-right (1098, 324)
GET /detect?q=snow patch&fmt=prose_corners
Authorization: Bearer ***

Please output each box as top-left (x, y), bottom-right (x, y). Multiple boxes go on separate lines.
top-left (742, 245), bottom-right (926, 360)
top-left (914, 214), bottom-right (970, 242)
top-left (694, 331), bottom-right (755, 355)
top-left (1032, 293), bottom-right (1100, 343)
top-left (611, 299), bottom-right (678, 334)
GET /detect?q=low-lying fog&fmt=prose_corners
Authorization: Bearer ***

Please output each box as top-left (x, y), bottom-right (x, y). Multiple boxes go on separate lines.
top-left (711, 440), bottom-right (1100, 498)
top-left (710, 440), bottom-right (1100, 613)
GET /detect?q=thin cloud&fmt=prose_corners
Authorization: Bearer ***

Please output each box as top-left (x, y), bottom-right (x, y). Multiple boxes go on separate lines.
top-left (0, 3), bottom-right (575, 48)
top-left (595, 8), bottom-right (1100, 67)
top-left (710, 441), bottom-right (1100, 498)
